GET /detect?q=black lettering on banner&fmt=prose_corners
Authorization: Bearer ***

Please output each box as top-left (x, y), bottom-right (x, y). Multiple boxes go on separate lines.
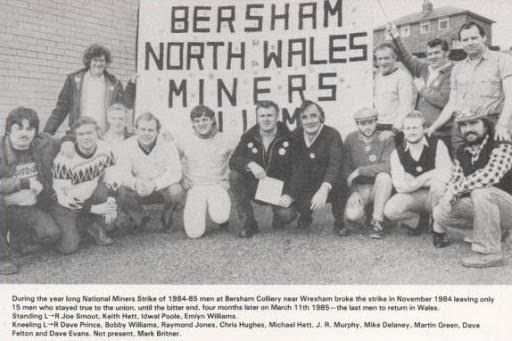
top-left (167, 42), bottom-right (183, 70)
top-left (245, 4), bottom-right (264, 32)
top-left (218, 111), bottom-right (223, 132)
top-left (227, 42), bottom-right (245, 70)
top-left (349, 32), bottom-right (368, 62)
top-left (171, 6), bottom-right (188, 33)
top-left (186, 43), bottom-right (204, 70)
top-left (169, 79), bottom-right (187, 107)
top-left (324, 0), bottom-right (343, 28)
top-left (193, 6), bottom-right (211, 33)
top-left (217, 6), bottom-right (235, 33)
top-left (206, 41), bottom-right (224, 70)
top-left (309, 37), bottom-right (327, 64)
top-left (253, 77), bottom-right (271, 102)
top-left (282, 107), bottom-right (300, 126)
top-left (263, 40), bottom-right (283, 68)
top-left (145, 42), bottom-right (163, 70)
top-left (318, 72), bottom-right (337, 101)
top-left (299, 2), bottom-right (317, 30)
top-left (198, 79), bottom-right (204, 105)
top-left (288, 39), bottom-right (306, 67)
top-left (242, 109), bottom-right (248, 131)
top-left (271, 3), bottom-right (290, 31)
top-left (288, 75), bottom-right (306, 102)
top-left (217, 79), bottom-right (237, 107)
top-left (329, 34), bottom-right (347, 63)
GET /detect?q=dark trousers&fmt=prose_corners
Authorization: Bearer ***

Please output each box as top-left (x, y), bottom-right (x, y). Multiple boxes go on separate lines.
top-left (229, 170), bottom-right (296, 231)
top-left (294, 184), bottom-right (347, 229)
top-left (50, 182), bottom-right (111, 254)
top-left (0, 195), bottom-right (61, 259)
top-left (117, 184), bottom-right (183, 226)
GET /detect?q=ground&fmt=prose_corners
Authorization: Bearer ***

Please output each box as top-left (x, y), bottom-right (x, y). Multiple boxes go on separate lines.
top-left (2, 204), bottom-right (511, 284)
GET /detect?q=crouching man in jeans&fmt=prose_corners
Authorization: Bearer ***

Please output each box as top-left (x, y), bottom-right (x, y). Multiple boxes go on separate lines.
top-left (229, 101), bottom-right (296, 238)
top-left (115, 112), bottom-right (183, 231)
top-left (52, 116), bottom-right (117, 253)
top-left (433, 107), bottom-right (512, 268)
top-left (0, 107), bottom-right (61, 275)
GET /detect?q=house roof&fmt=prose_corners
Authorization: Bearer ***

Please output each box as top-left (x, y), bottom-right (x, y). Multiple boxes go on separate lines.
top-left (374, 6), bottom-right (494, 31)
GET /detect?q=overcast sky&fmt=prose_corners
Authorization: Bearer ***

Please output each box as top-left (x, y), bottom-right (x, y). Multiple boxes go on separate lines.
top-left (372, 0), bottom-right (512, 49)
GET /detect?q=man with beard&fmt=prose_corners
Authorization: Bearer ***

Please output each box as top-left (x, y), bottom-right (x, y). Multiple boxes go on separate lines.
top-left (230, 101), bottom-right (296, 238)
top-left (175, 105), bottom-right (234, 239)
top-left (427, 21), bottom-right (512, 150)
top-left (384, 111), bottom-right (452, 238)
top-left (0, 107), bottom-right (61, 275)
top-left (115, 113), bottom-right (182, 232)
top-left (386, 23), bottom-right (454, 151)
top-left (52, 117), bottom-right (117, 253)
top-left (343, 108), bottom-right (394, 239)
top-left (433, 106), bottom-right (512, 268)
top-left (287, 100), bottom-right (348, 235)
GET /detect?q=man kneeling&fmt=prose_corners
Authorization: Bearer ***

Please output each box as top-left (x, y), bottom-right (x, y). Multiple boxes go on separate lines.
top-left (433, 107), bottom-right (512, 268)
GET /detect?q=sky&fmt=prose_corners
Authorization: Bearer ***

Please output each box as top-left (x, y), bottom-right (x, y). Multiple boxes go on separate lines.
top-left (371, 0), bottom-right (512, 50)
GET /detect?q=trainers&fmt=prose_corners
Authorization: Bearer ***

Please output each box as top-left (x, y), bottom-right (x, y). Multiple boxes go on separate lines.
top-left (297, 215), bottom-right (312, 230)
top-left (432, 232), bottom-right (451, 248)
top-left (87, 224), bottom-right (114, 246)
top-left (0, 258), bottom-right (18, 275)
top-left (238, 222), bottom-right (258, 238)
top-left (461, 253), bottom-right (504, 268)
top-left (369, 218), bottom-right (384, 239)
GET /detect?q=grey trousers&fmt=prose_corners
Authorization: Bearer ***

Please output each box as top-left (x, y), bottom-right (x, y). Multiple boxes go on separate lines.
top-left (433, 187), bottom-right (512, 254)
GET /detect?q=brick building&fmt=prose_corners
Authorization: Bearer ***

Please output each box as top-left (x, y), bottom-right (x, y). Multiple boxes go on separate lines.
top-left (0, 0), bottom-right (139, 133)
top-left (374, 0), bottom-right (494, 59)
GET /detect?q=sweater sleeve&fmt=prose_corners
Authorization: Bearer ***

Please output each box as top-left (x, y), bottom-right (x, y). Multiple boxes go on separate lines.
top-left (323, 129), bottom-right (344, 186)
top-left (153, 142), bottom-right (182, 190)
top-left (358, 136), bottom-right (394, 177)
top-left (393, 36), bottom-right (427, 78)
top-left (44, 75), bottom-right (73, 135)
top-left (419, 72), bottom-right (451, 109)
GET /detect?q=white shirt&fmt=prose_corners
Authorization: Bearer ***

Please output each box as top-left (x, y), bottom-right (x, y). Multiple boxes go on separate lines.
top-left (81, 72), bottom-right (106, 131)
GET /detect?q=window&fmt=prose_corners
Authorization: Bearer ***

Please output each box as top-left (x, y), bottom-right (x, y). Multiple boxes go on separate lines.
top-left (384, 30), bottom-right (391, 40)
top-left (400, 25), bottom-right (410, 37)
top-left (438, 17), bottom-right (449, 30)
top-left (420, 21), bottom-right (430, 34)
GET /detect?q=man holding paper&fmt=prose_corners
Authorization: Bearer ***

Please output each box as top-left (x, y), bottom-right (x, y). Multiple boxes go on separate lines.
top-left (229, 101), bottom-right (296, 238)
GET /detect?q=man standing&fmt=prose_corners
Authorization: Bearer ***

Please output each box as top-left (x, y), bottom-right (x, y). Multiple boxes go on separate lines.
top-left (175, 105), bottom-right (234, 239)
top-left (386, 23), bottom-right (454, 150)
top-left (433, 107), bottom-right (512, 267)
top-left (427, 21), bottom-right (512, 150)
top-left (116, 113), bottom-right (182, 231)
top-left (288, 100), bottom-right (347, 235)
top-left (44, 43), bottom-right (135, 135)
top-left (384, 111), bottom-right (452, 237)
top-left (343, 108), bottom-right (394, 239)
top-left (374, 42), bottom-right (416, 131)
top-left (52, 117), bottom-right (117, 254)
top-left (230, 101), bottom-right (296, 238)
top-left (0, 107), bottom-right (61, 275)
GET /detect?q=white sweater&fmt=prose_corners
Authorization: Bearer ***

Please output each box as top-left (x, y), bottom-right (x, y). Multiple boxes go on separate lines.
top-left (115, 135), bottom-right (182, 190)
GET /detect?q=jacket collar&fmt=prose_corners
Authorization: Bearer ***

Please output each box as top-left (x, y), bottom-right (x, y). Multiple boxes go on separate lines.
top-left (246, 122), bottom-right (290, 141)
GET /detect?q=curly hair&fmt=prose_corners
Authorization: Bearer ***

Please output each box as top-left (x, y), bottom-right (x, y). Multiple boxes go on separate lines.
top-left (82, 43), bottom-right (112, 69)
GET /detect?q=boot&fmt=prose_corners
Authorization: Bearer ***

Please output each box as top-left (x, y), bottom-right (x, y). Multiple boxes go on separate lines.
top-left (87, 223), bottom-right (113, 246)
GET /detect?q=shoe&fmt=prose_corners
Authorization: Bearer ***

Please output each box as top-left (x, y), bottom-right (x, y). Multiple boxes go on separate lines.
top-left (336, 227), bottom-right (351, 237)
top-left (20, 243), bottom-right (43, 255)
top-left (272, 217), bottom-right (284, 230)
top-left (297, 215), bottom-right (312, 230)
top-left (0, 258), bottom-right (18, 275)
top-left (87, 225), bottom-right (114, 246)
top-left (137, 215), bottom-right (151, 230)
top-left (369, 218), bottom-right (384, 239)
top-left (238, 222), bottom-right (258, 238)
top-left (406, 225), bottom-right (423, 236)
top-left (160, 208), bottom-right (173, 232)
top-left (463, 235), bottom-right (473, 244)
top-left (461, 253), bottom-right (504, 268)
top-left (432, 232), bottom-right (451, 248)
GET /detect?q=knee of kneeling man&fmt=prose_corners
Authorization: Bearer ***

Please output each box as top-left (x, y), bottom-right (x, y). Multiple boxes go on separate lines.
top-left (375, 172), bottom-right (392, 184)
top-left (383, 202), bottom-right (400, 220)
top-left (470, 187), bottom-right (493, 202)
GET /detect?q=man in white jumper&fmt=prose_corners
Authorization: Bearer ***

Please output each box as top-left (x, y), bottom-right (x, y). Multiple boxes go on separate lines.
top-left (175, 105), bottom-right (234, 238)
top-left (116, 112), bottom-right (182, 231)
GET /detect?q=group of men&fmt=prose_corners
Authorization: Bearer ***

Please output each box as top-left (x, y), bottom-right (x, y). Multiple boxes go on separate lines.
top-left (2, 20), bottom-right (512, 276)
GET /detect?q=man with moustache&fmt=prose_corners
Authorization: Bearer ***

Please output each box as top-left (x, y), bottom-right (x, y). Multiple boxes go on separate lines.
top-left (373, 42), bottom-right (416, 131)
top-left (175, 105), bottom-right (234, 239)
top-left (427, 21), bottom-right (512, 151)
top-left (287, 100), bottom-right (348, 235)
top-left (115, 113), bottom-right (182, 232)
top-left (433, 106), bottom-right (512, 268)
top-left (384, 111), bottom-right (452, 239)
top-left (52, 117), bottom-right (117, 253)
top-left (230, 101), bottom-right (296, 238)
top-left (0, 107), bottom-right (61, 275)
top-left (386, 23), bottom-right (454, 151)
top-left (343, 108), bottom-right (394, 238)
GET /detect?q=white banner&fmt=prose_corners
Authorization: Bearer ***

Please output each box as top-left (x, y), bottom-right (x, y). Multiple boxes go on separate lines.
top-left (136, 0), bottom-right (373, 139)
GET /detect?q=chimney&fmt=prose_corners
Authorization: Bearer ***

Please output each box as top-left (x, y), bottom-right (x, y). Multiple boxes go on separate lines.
top-left (422, 0), bottom-right (433, 14)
